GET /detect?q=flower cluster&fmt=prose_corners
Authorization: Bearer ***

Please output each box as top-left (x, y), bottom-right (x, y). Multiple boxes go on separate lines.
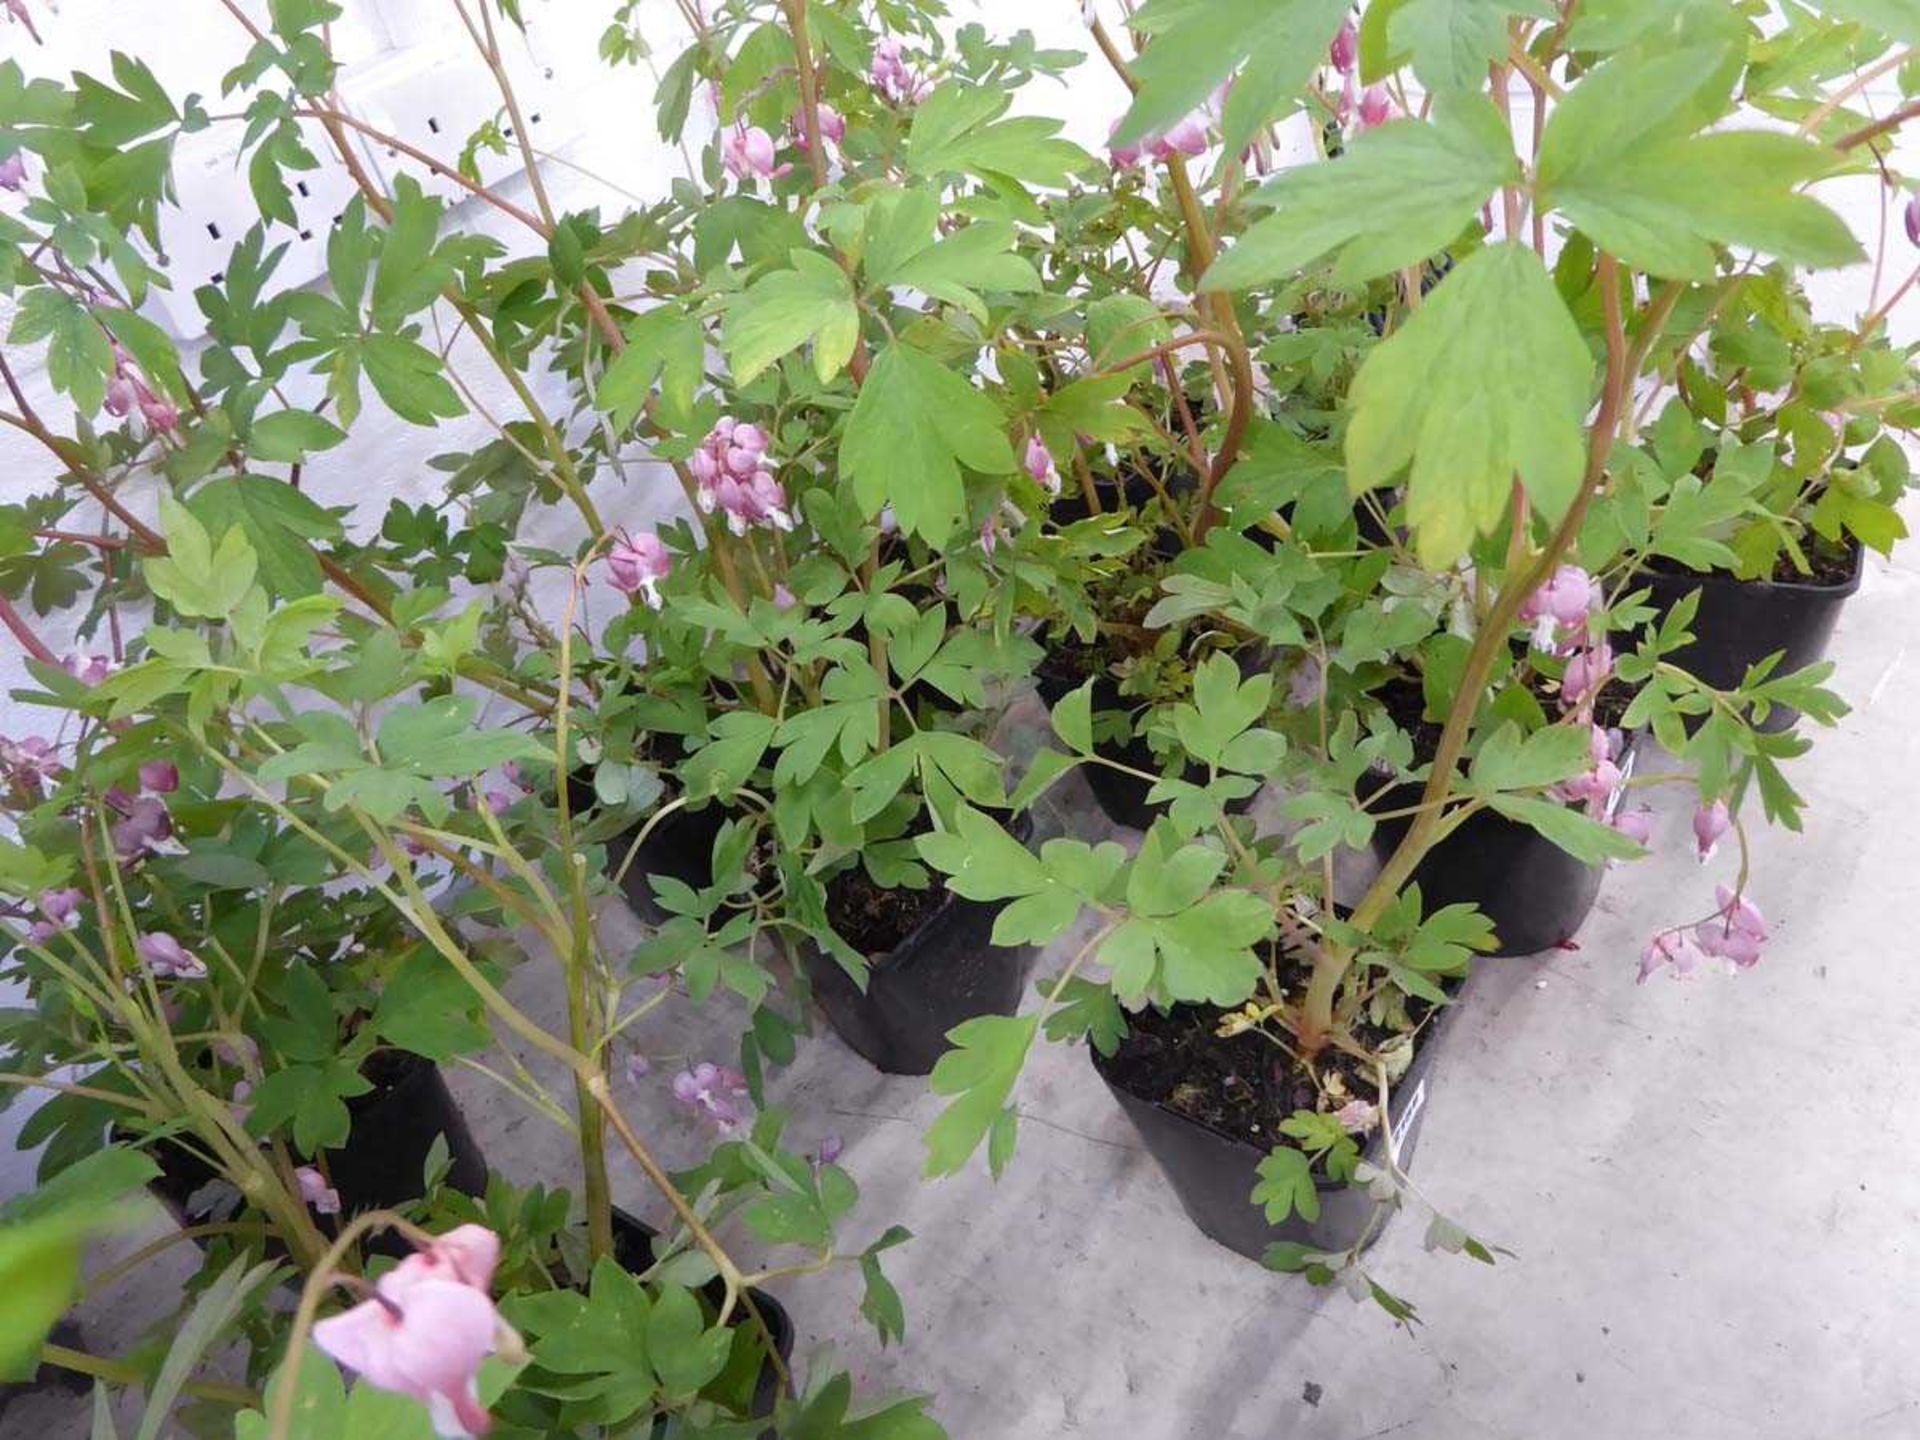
top-left (1639, 888), bottom-right (1770, 982)
top-left (691, 416), bottom-right (794, 536)
top-left (314, 1224), bottom-right (519, 1440)
top-left (103, 341), bottom-right (178, 432)
top-left (1556, 725), bottom-right (1627, 818)
top-left (870, 38), bottom-right (930, 104)
top-left (671, 1060), bottom-right (752, 1136)
top-left (1518, 565), bottom-right (1614, 711)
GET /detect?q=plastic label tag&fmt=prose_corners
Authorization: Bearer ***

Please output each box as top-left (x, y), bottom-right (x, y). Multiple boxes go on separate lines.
top-left (1388, 1078), bottom-right (1428, 1164)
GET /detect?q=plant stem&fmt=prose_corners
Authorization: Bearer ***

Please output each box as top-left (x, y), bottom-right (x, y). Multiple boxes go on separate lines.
top-left (39, 1343), bottom-right (258, 1409)
top-left (1299, 253), bottom-right (1636, 1050)
top-left (1838, 97), bottom-right (1920, 151)
top-left (0, 593), bottom-right (57, 664)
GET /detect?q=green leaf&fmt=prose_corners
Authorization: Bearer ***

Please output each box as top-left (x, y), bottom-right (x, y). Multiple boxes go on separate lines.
top-left (1102, 880), bottom-right (1272, 1007)
top-left (371, 176), bottom-right (455, 327)
top-left (361, 334), bottom-right (465, 424)
top-left (9, 288), bottom-right (114, 415)
top-left (135, 1258), bottom-right (279, 1440)
top-left (1203, 99), bottom-right (1517, 290)
top-left (1537, 47), bottom-right (1861, 279)
top-left (722, 249), bottom-right (858, 385)
top-left (1050, 679), bottom-right (1095, 754)
top-left (1115, 0), bottom-right (1349, 156)
top-left (906, 85), bottom-right (1091, 187)
top-left (1252, 1145), bottom-right (1321, 1224)
top-left (1466, 722), bottom-right (1593, 793)
top-left (371, 950), bottom-right (491, 1060)
top-left (249, 409), bottom-right (347, 463)
top-left (648, 1285), bottom-right (733, 1397)
top-left (189, 475), bottom-right (343, 599)
top-left (841, 342), bottom-right (1015, 543)
top-left (923, 1013), bottom-right (1039, 1177)
top-left (1806, 0), bottom-right (1920, 43)
top-left (0, 1208), bottom-right (114, 1379)
top-left (1346, 244), bottom-right (1593, 567)
top-left (1390, 0), bottom-right (1557, 93)
top-left (1489, 793), bottom-right (1645, 864)
top-left (878, 219), bottom-right (1041, 323)
top-left (145, 492), bottom-right (259, 619)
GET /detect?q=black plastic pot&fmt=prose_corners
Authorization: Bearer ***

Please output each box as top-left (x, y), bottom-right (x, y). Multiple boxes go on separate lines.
top-left (146, 1053), bottom-right (487, 1249)
top-left (1035, 670), bottom-right (1263, 831)
top-left (1359, 731), bottom-right (1641, 958)
top-left (612, 1208), bottom-right (791, 1427)
top-left (1092, 997), bottom-right (1458, 1262)
top-left (565, 769), bottom-right (731, 927)
top-left (1641, 543), bottom-right (1862, 733)
top-left (800, 815), bottom-right (1038, 1076)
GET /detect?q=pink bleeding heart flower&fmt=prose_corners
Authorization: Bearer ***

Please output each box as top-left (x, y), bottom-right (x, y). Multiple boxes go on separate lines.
top-left (816, 1132), bottom-right (844, 1167)
top-left (65, 653), bottom-right (116, 686)
top-left (296, 1165), bottom-right (342, 1216)
top-left (871, 38), bottom-right (928, 104)
top-left (605, 530), bottom-right (672, 609)
top-left (1637, 929), bottom-right (1707, 984)
top-left (1150, 113), bottom-right (1210, 161)
top-left (104, 374), bottom-right (137, 417)
top-left (136, 932), bottom-right (208, 980)
top-left (139, 760), bottom-right (179, 795)
top-left (722, 124), bottom-right (778, 182)
top-left (771, 583), bottom-right (797, 611)
top-left (1330, 19), bottom-right (1358, 76)
top-left (1107, 119), bottom-right (1143, 170)
top-left (794, 102), bottom-right (845, 150)
top-left (139, 393), bottom-right (179, 433)
top-left (1694, 884), bottom-right (1768, 970)
top-left (313, 1224), bottom-right (513, 1438)
top-left (1520, 564), bottom-right (1600, 652)
top-left (1024, 434), bottom-right (1061, 495)
top-left (1560, 640), bottom-right (1614, 710)
top-left (1357, 84), bottom-right (1393, 130)
top-left (671, 1061), bottom-right (752, 1136)
top-left (625, 1051), bottom-right (651, 1086)
top-left (110, 790), bottom-right (177, 861)
top-left (1906, 194), bottom-right (1920, 250)
top-left (1692, 799), bottom-right (1730, 864)
top-left (38, 887), bottom-right (83, 927)
top-left (1610, 806), bottom-right (1654, 849)
top-left (0, 152), bottom-right (25, 192)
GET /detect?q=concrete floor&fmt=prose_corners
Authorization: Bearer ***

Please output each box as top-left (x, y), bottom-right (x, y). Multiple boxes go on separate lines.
top-left (7, 539), bottom-right (1919, 1440)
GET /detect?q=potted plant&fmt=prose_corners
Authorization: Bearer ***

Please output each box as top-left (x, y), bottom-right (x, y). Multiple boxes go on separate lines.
top-left (892, 0), bottom-right (1905, 1318)
top-left (1612, 290), bottom-right (1916, 731)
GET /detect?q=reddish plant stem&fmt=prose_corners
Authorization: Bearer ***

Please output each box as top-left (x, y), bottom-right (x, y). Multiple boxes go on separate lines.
top-left (0, 594), bottom-right (56, 665)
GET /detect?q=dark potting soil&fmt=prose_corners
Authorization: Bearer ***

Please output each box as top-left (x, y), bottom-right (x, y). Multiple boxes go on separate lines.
top-left (824, 866), bottom-right (948, 956)
top-left (1106, 954), bottom-right (1438, 1150)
